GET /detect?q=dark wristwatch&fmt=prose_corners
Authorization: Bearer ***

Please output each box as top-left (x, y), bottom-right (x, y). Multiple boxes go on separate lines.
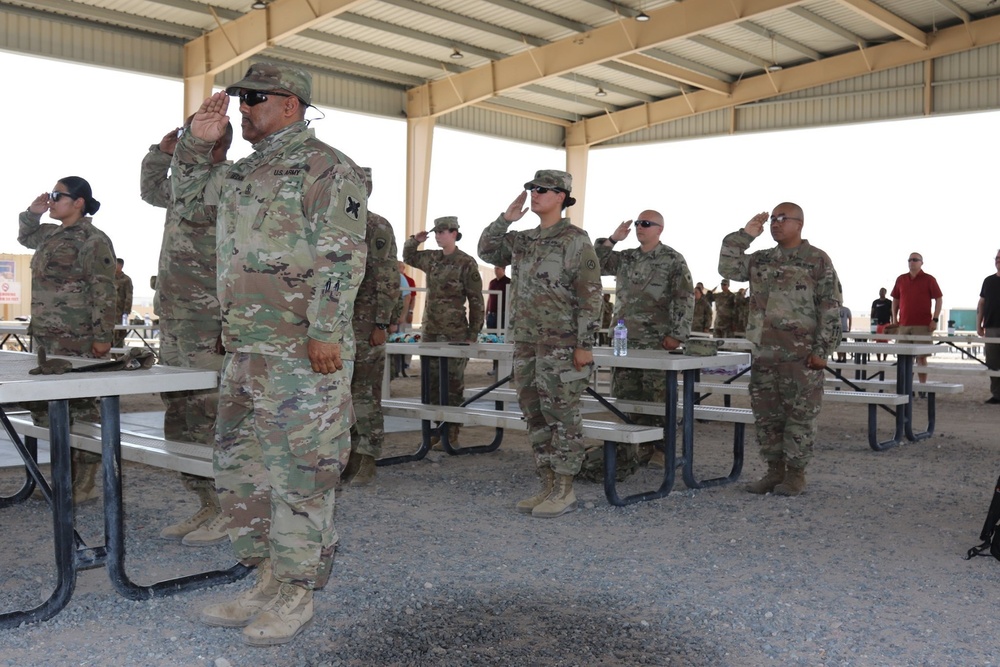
top-left (375, 323), bottom-right (389, 330)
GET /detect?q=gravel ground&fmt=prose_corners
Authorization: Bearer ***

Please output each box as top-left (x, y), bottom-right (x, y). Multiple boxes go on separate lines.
top-left (2, 360), bottom-right (1000, 666)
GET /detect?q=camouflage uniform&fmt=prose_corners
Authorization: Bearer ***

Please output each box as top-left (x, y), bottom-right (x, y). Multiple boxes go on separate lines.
top-left (734, 292), bottom-right (750, 335)
top-left (18, 210), bottom-right (117, 427)
top-left (478, 212), bottom-right (602, 477)
top-left (693, 293), bottom-right (713, 333)
top-left (113, 269), bottom-right (133, 348)
top-left (172, 118), bottom-right (366, 589)
top-left (140, 144), bottom-right (228, 445)
top-left (350, 208), bottom-right (400, 459)
top-left (403, 219), bottom-right (484, 408)
top-left (719, 230), bottom-right (842, 470)
top-left (595, 239), bottom-right (693, 426)
top-left (712, 289), bottom-right (737, 338)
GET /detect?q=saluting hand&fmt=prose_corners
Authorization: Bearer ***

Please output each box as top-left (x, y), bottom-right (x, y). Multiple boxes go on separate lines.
top-left (189, 91), bottom-right (230, 143)
top-left (159, 128), bottom-right (181, 155)
top-left (413, 230), bottom-right (429, 243)
top-left (743, 212), bottom-right (770, 238)
top-left (503, 191), bottom-right (528, 222)
top-left (28, 192), bottom-right (50, 215)
top-left (609, 220), bottom-right (632, 243)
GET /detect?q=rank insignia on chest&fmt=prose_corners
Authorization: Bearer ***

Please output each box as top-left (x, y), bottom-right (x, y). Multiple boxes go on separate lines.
top-left (345, 196), bottom-right (361, 220)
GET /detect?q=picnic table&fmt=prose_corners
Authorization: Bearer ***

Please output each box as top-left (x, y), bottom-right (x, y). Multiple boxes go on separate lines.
top-left (382, 342), bottom-right (751, 506)
top-left (0, 350), bottom-right (249, 629)
top-left (0, 321), bottom-right (30, 352)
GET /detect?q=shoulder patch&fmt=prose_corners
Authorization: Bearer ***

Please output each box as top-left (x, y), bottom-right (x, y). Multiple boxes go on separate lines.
top-left (587, 258), bottom-right (597, 271)
top-left (375, 238), bottom-right (387, 251)
top-left (345, 195), bottom-right (362, 220)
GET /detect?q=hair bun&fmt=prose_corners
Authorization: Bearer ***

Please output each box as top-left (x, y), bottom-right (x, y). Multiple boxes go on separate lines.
top-left (86, 198), bottom-right (101, 216)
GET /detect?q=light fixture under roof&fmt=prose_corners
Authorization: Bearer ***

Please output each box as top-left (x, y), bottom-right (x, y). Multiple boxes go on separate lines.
top-left (251, 1), bottom-right (267, 9)
top-left (595, 87), bottom-right (608, 97)
top-left (767, 64), bottom-right (783, 72)
top-left (635, 11), bottom-right (651, 22)
top-left (450, 48), bottom-right (464, 60)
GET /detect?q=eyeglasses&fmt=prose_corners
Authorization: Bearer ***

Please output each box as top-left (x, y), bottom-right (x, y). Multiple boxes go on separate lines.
top-left (634, 220), bottom-right (661, 228)
top-left (527, 186), bottom-right (562, 195)
top-left (49, 191), bottom-right (75, 202)
top-left (908, 258), bottom-right (922, 262)
top-left (769, 214), bottom-right (802, 224)
top-left (238, 90), bottom-right (294, 107)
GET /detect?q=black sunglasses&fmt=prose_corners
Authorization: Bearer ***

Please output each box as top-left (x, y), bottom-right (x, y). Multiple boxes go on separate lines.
top-left (634, 220), bottom-right (661, 228)
top-left (238, 90), bottom-right (294, 107)
top-left (49, 191), bottom-right (75, 202)
top-left (527, 186), bottom-right (563, 195)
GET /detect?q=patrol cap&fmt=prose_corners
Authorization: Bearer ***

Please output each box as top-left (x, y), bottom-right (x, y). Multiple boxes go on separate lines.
top-left (523, 169), bottom-right (577, 207)
top-left (432, 216), bottom-right (459, 232)
top-left (721, 278), bottom-right (730, 285)
top-left (226, 61), bottom-right (312, 106)
top-left (362, 167), bottom-right (373, 197)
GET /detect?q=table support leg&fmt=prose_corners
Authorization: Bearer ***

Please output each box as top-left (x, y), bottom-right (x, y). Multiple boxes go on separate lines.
top-left (681, 369), bottom-right (745, 489)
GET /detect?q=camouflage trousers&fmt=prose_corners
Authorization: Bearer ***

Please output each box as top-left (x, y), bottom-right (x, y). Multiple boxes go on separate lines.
top-left (350, 330), bottom-right (387, 458)
top-left (512, 342), bottom-right (589, 476)
top-left (611, 341), bottom-right (667, 427)
top-left (215, 352), bottom-right (354, 589)
top-left (422, 333), bottom-right (468, 407)
top-left (748, 356), bottom-right (824, 470)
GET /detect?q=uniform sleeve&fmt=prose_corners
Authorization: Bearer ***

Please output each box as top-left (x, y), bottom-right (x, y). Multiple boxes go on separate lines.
top-left (170, 132), bottom-right (219, 222)
top-left (465, 258), bottom-right (485, 339)
top-left (665, 255), bottom-right (694, 342)
top-left (301, 169), bottom-right (368, 343)
top-left (812, 254), bottom-right (844, 359)
top-left (371, 223), bottom-right (400, 325)
top-left (140, 144), bottom-right (172, 210)
top-left (402, 237), bottom-right (431, 273)
top-left (573, 237), bottom-right (604, 350)
top-left (17, 210), bottom-right (53, 250)
top-left (82, 236), bottom-right (119, 345)
top-left (123, 276), bottom-right (134, 316)
top-left (594, 241), bottom-right (620, 276)
top-left (718, 229), bottom-right (755, 283)
top-left (477, 214), bottom-right (515, 267)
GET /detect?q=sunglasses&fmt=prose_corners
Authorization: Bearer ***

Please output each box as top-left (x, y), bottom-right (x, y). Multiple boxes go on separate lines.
top-left (49, 191), bottom-right (75, 202)
top-left (527, 186), bottom-right (562, 195)
top-left (634, 220), bottom-right (661, 228)
top-left (769, 214), bottom-right (802, 224)
top-left (238, 90), bottom-right (294, 107)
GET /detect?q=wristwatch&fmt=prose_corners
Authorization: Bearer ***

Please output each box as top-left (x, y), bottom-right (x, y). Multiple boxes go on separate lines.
top-left (375, 323), bottom-right (389, 330)
top-left (932, 317), bottom-right (939, 322)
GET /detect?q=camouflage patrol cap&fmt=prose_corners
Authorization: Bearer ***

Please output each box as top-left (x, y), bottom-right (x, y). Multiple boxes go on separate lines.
top-left (362, 167), bottom-right (373, 197)
top-left (523, 169), bottom-right (572, 193)
top-left (432, 216), bottom-right (459, 232)
top-left (225, 61), bottom-right (312, 106)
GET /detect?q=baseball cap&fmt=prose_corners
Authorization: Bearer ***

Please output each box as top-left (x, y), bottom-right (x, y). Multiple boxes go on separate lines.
top-left (225, 61), bottom-right (312, 106)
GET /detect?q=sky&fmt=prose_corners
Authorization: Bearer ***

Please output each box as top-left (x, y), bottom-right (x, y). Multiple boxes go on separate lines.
top-left (2, 50), bottom-right (997, 321)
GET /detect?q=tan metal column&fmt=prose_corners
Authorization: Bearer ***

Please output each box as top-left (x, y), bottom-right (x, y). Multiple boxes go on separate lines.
top-left (565, 143), bottom-right (589, 230)
top-left (405, 115), bottom-right (435, 238)
top-left (183, 73), bottom-right (215, 118)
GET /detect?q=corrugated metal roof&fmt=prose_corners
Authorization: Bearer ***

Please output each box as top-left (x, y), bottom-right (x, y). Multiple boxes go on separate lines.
top-left (0, 0), bottom-right (997, 148)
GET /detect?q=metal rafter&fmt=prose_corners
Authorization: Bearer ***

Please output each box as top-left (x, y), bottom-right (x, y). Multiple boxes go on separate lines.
top-left (10, 0), bottom-right (199, 38)
top-left (931, 0), bottom-right (970, 23)
top-left (787, 6), bottom-right (868, 47)
top-left (736, 21), bottom-right (822, 61)
top-left (482, 0), bottom-right (592, 33)
top-left (566, 12), bottom-right (1000, 147)
top-left (833, 0), bottom-right (927, 47)
top-left (688, 34), bottom-right (776, 71)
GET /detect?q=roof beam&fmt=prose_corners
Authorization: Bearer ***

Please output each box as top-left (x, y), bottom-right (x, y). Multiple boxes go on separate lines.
top-left (12, 0), bottom-right (199, 39)
top-left (380, 0), bottom-right (547, 47)
top-left (930, 0), bottom-right (970, 24)
top-left (146, 0), bottom-right (241, 21)
top-left (566, 12), bottom-right (1000, 147)
top-left (576, 0), bottom-right (645, 20)
top-left (736, 21), bottom-right (822, 61)
top-left (833, 0), bottom-right (927, 48)
top-left (617, 53), bottom-right (732, 95)
top-left (406, 0), bottom-right (807, 118)
top-left (483, 0), bottom-right (592, 33)
top-left (688, 35), bottom-right (775, 71)
top-left (787, 6), bottom-right (868, 47)
top-left (184, 0), bottom-right (366, 78)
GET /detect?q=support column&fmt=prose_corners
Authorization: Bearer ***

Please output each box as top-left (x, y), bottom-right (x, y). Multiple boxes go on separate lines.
top-left (405, 115), bottom-right (435, 239)
top-left (565, 143), bottom-right (590, 230)
top-left (183, 73), bottom-right (215, 119)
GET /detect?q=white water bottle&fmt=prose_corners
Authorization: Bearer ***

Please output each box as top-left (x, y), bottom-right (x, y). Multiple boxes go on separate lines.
top-left (613, 319), bottom-right (628, 357)
top-left (122, 313), bottom-right (128, 325)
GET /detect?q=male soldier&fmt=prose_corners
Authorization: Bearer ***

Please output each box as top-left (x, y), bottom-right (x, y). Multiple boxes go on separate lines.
top-left (978, 249), bottom-right (1000, 404)
top-left (478, 170), bottom-right (602, 518)
top-left (403, 216), bottom-right (484, 446)
top-left (342, 168), bottom-right (400, 485)
top-left (596, 210), bottom-right (693, 469)
top-left (692, 284), bottom-right (712, 334)
top-left (140, 119), bottom-right (233, 545)
top-left (891, 252), bottom-right (943, 386)
top-left (711, 279), bottom-right (737, 338)
top-left (719, 203), bottom-right (842, 496)
top-left (734, 287), bottom-right (750, 336)
top-left (113, 258), bottom-right (133, 349)
top-left (171, 62), bottom-right (367, 646)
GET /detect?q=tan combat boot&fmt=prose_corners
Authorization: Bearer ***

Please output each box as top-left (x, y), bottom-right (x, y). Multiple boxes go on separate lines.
top-left (350, 454), bottom-right (377, 487)
top-left (647, 449), bottom-right (666, 469)
top-left (515, 467), bottom-right (555, 514)
top-left (182, 510), bottom-right (230, 546)
top-left (160, 486), bottom-right (220, 540)
top-left (774, 466), bottom-right (807, 496)
top-left (745, 460), bottom-right (785, 495)
top-left (72, 458), bottom-right (100, 505)
top-left (531, 473), bottom-right (577, 518)
top-left (242, 582), bottom-right (314, 646)
top-left (201, 559), bottom-right (279, 628)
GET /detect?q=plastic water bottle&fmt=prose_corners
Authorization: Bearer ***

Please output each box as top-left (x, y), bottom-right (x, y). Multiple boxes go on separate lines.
top-left (613, 319), bottom-right (628, 357)
top-left (122, 313), bottom-right (128, 326)
top-left (870, 322), bottom-right (877, 334)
